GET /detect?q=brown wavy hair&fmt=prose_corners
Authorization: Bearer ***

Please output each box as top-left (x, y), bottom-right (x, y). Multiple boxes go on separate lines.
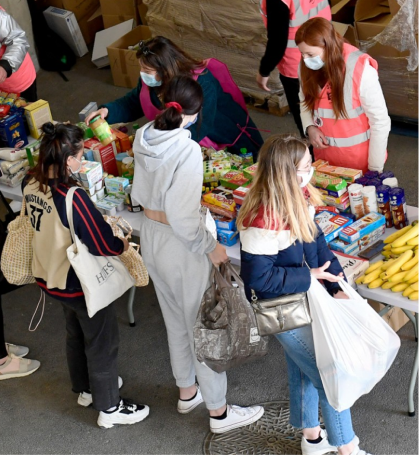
top-left (136, 36), bottom-right (206, 89)
top-left (236, 134), bottom-right (322, 244)
top-left (295, 18), bottom-right (348, 119)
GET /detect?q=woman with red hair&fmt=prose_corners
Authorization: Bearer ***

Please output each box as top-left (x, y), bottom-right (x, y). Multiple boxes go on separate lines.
top-left (296, 18), bottom-right (390, 173)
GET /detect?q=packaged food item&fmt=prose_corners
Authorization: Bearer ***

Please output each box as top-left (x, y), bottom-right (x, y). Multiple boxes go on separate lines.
top-left (312, 171), bottom-right (347, 192)
top-left (361, 186), bottom-right (378, 214)
top-left (312, 159), bottom-right (328, 169)
top-left (389, 187), bottom-right (409, 230)
top-left (329, 224), bottom-right (386, 256)
top-left (0, 147), bottom-right (26, 162)
top-left (105, 176), bottom-right (130, 199)
top-left (348, 183), bottom-right (365, 219)
top-left (233, 182), bottom-right (252, 205)
top-left (367, 178), bottom-right (382, 188)
top-left (203, 159), bottom-right (231, 183)
top-left (212, 215), bottom-right (236, 231)
top-left (321, 192), bottom-right (350, 211)
top-left (76, 160), bottom-right (103, 189)
top-left (202, 186), bottom-right (236, 212)
top-left (89, 116), bottom-right (116, 146)
top-left (0, 158), bottom-right (29, 175)
top-left (316, 186), bottom-right (348, 198)
top-left (338, 212), bottom-right (386, 243)
top-left (316, 164), bottom-right (363, 182)
top-left (76, 121), bottom-right (94, 139)
top-left (125, 184), bottom-right (142, 212)
top-left (0, 91), bottom-right (7, 103)
top-left (210, 149), bottom-right (228, 160)
top-left (14, 97), bottom-right (27, 108)
top-left (314, 211), bottom-right (353, 243)
top-left (378, 171), bottom-right (394, 181)
top-left (364, 171), bottom-right (379, 179)
top-left (217, 229), bottom-right (238, 246)
top-left (0, 112), bottom-right (28, 148)
top-left (201, 201), bottom-right (236, 219)
top-left (121, 156), bottom-right (134, 181)
top-left (239, 148), bottom-right (253, 167)
top-left (243, 163), bottom-right (258, 180)
top-left (0, 165), bottom-right (29, 187)
top-left (355, 177), bottom-right (370, 186)
top-left (382, 177), bottom-right (398, 188)
top-left (315, 206), bottom-right (339, 215)
top-left (4, 93), bottom-right (18, 106)
top-left (376, 184), bottom-right (393, 228)
top-left (332, 251), bottom-right (369, 287)
top-left (0, 104), bottom-right (11, 117)
top-left (84, 138), bottom-right (118, 176)
top-left (95, 198), bottom-right (120, 216)
top-left (113, 128), bottom-right (132, 153)
top-left (24, 100), bottom-right (53, 139)
top-left (219, 171), bottom-right (249, 190)
top-left (79, 101), bottom-right (98, 121)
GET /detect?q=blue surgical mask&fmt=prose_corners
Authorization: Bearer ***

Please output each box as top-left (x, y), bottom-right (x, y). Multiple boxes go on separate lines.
top-left (140, 72), bottom-right (162, 87)
top-left (303, 55), bottom-right (325, 71)
top-left (184, 114), bottom-right (198, 129)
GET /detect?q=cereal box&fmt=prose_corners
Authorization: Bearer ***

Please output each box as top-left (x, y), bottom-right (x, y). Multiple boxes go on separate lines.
top-left (314, 211), bottom-right (354, 243)
top-left (202, 186), bottom-right (236, 212)
top-left (312, 171), bottom-right (347, 192)
top-left (316, 164), bottom-right (363, 183)
top-left (220, 171), bottom-right (249, 190)
top-left (338, 212), bottom-right (386, 243)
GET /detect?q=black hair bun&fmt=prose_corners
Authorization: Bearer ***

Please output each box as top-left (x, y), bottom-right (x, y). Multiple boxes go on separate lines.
top-left (42, 122), bottom-right (56, 137)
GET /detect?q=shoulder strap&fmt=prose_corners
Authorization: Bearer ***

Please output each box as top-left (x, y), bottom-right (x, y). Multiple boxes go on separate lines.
top-left (65, 186), bottom-right (79, 241)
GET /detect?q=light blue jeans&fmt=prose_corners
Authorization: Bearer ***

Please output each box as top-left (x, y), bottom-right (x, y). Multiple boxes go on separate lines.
top-left (276, 325), bottom-right (356, 447)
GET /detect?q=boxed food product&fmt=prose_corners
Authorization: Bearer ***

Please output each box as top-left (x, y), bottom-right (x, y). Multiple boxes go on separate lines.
top-left (95, 197), bottom-right (120, 215)
top-left (76, 160), bottom-right (103, 189)
top-left (213, 215), bottom-right (236, 231)
top-left (233, 182), bottom-right (252, 206)
top-left (0, 147), bottom-right (26, 162)
top-left (314, 211), bottom-right (354, 243)
top-left (210, 149), bottom-right (228, 160)
top-left (332, 251), bottom-right (369, 287)
top-left (219, 171), bottom-right (249, 190)
top-left (79, 101), bottom-right (98, 121)
top-left (217, 229), bottom-right (238, 246)
top-left (315, 206), bottom-right (340, 215)
top-left (202, 186), bottom-right (236, 212)
top-left (0, 113), bottom-right (28, 148)
top-left (312, 159), bottom-right (328, 168)
top-left (104, 176), bottom-right (129, 199)
top-left (243, 163), bottom-right (258, 180)
top-left (338, 212), bottom-right (386, 243)
top-left (203, 159), bottom-right (231, 183)
top-left (316, 164), bottom-right (363, 183)
top-left (85, 138), bottom-right (118, 176)
top-left (0, 166), bottom-right (29, 187)
top-left (24, 100), bottom-right (53, 139)
top-left (112, 128), bottom-right (131, 153)
top-left (321, 192), bottom-right (350, 211)
top-left (312, 171), bottom-right (347, 192)
top-left (329, 224), bottom-right (386, 255)
top-left (201, 201), bottom-right (236, 219)
top-left (316, 186), bottom-right (348, 198)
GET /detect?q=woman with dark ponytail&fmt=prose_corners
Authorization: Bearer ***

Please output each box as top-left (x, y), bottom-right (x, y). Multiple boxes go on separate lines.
top-left (22, 122), bottom-right (150, 429)
top-left (132, 76), bottom-right (264, 434)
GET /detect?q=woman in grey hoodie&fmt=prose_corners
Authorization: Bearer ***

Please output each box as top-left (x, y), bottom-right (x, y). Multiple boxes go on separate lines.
top-left (132, 76), bottom-right (264, 434)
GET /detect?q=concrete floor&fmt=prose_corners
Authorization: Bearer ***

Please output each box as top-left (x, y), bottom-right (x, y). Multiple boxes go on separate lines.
top-left (1, 53), bottom-right (418, 455)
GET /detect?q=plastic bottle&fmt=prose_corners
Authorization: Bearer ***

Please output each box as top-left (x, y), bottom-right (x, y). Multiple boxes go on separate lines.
top-left (89, 115), bottom-right (116, 146)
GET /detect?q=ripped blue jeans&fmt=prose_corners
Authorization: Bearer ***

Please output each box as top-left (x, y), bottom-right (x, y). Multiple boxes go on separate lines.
top-left (276, 325), bottom-right (356, 447)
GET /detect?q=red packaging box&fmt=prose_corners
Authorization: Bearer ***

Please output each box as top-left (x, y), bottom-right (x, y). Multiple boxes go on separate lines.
top-left (112, 129), bottom-right (132, 153)
top-left (84, 138), bottom-right (118, 176)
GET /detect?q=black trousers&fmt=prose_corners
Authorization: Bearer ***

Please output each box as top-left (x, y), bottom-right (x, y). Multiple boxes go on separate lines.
top-left (20, 78), bottom-right (38, 102)
top-left (61, 298), bottom-right (120, 411)
top-left (280, 73), bottom-right (305, 138)
top-left (0, 277), bottom-right (21, 358)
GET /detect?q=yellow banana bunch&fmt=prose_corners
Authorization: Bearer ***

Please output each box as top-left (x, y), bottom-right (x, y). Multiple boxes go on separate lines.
top-left (409, 291), bottom-right (418, 300)
top-left (384, 225), bottom-right (412, 244)
top-left (391, 224), bottom-right (419, 248)
top-left (391, 282), bottom-right (409, 292)
top-left (382, 223), bottom-right (419, 260)
top-left (401, 254), bottom-right (418, 271)
top-left (381, 250), bottom-right (414, 280)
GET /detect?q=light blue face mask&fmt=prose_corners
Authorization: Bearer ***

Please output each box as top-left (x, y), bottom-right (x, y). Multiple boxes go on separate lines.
top-left (303, 55), bottom-right (325, 71)
top-left (140, 72), bottom-right (162, 87)
top-left (184, 114), bottom-right (198, 129)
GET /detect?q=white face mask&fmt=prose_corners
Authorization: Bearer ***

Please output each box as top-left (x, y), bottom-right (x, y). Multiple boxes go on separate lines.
top-left (297, 166), bottom-right (314, 188)
top-left (303, 55), bottom-right (325, 70)
top-left (68, 157), bottom-right (83, 175)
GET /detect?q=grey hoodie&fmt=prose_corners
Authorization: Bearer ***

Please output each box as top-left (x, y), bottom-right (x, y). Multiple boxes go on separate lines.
top-left (132, 121), bottom-right (216, 255)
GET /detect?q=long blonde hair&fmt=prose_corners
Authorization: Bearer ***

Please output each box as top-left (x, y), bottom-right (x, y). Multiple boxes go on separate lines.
top-left (237, 134), bottom-right (323, 243)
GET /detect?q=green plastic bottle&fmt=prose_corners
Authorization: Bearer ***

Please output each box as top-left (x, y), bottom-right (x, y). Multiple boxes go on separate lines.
top-left (240, 147), bottom-right (253, 168)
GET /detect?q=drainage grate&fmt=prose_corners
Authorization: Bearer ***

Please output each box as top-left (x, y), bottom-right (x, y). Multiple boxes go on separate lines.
top-left (203, 401), bottom-right (303, 455)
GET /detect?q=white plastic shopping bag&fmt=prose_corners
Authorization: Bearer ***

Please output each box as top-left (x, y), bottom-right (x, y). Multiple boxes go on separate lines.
top-left (307, 277), bottom-right (400, 411)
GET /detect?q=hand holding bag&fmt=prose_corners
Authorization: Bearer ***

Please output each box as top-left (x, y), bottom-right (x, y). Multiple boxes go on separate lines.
top-left (308, 276), bottom-right (401, 411)
top-left (193, 261), bottom-right (269, 373)
top-left (1, 197), bottom-right (36, 285)
top-left (66, 187), bottom-right (135, 318)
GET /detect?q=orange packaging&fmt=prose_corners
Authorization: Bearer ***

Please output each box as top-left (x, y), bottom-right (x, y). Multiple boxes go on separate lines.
top-left (312, 159), bottom-right (328, 169)
top-left (317, 164), bottom-right (363, 183)
top-left (112, 129), bottom-right (132, 153)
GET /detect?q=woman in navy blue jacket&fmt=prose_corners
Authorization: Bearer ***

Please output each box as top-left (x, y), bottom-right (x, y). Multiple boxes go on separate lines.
top-left (237, 134), bottom-right (371, 455)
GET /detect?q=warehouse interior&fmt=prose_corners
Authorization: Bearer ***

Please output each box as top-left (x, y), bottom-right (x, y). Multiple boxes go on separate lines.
top-left (0, 0), bottom-right (418, 454)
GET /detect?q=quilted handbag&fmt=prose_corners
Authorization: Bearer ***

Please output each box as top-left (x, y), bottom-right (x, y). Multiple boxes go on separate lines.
top-left (1, 198), bottom-right (36, 285)
top-left (193, 261), bottom-right (269, 373)
top-left (103, 215), bottom-right (149, 287)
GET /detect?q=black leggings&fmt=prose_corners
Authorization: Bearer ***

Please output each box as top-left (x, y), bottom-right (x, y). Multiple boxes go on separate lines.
top-left (0, 278), bottom-right (21, 358)
top-left (20, 79), bottom-right (38, 102)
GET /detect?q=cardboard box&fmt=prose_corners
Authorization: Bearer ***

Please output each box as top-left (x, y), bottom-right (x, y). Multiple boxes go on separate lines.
top-left (317, 164), bottom-right (363, 183)
top-left (339, 212), bottom-right (386, 243)
top-left (314, 211), bottom-right (354, 243)
top-left (43, 7), bottom-right (88, 57)
top-left (217, 229), bottom-right (238, 247)
top-left (78, 6), bottom-right (104, 45)
top-left (104, 176), bottom-right (130, 198)
top-left (333, 251), bottom-right (369, 287)
top-left (107, 25), bottom-right (152, 88)
top-left (36, 0), bottom-right (99, 21)
top-left (368, 300), bottom-right (409, 332)
top-left (92, 19), bottom-right (134, 68)
top-left (24, 100), bottom-right (53, 139)
top-left (0, 113), bottom-right (28, 149)
top-left (76, 160), bottom-right (103, 188)
top-left (112, 129), bottom-right (132, 153)
top-left (84, 138), bottom-right (118, 176)
top-left (329, 224), bottom-right (386, 255)
top-left (138, 0), bottom-right (148, 25)
top-left (331, 0), bottom-right (356, 25)
top-left (332, 21), bottom-right (357, 46)
top-left (100, 0), bottom-right (140, 29)
top-left (79, 101), bottom-right (98, 121)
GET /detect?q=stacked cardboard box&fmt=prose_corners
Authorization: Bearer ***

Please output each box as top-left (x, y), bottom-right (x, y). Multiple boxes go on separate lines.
top-left (142, 0), bottom-right (287, 109)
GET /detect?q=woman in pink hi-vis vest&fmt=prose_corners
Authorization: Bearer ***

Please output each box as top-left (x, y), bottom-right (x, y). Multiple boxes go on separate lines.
top-left (0, 8), bottom-right (37, 101)
top-left (85, 37), bottom-right (263, 160)
top-left (296, 18), bottom-right (390, 173)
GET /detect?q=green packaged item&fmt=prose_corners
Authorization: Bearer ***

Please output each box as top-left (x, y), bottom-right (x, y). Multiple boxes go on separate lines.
top-left (243, 163), bottom-right (258, 180)
top-left (76, 122), bottom-right (94, 139)
top-left (239, 148), bottom-right (254, 167)
top-left (219, 170), bottom-right (249, 190)
top-left (312, 171), bottom-right (347, 192)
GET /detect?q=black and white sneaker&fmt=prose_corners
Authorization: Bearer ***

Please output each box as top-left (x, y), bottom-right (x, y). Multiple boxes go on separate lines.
top-left (97, 398), bottom-right (150, 429)
top-left (78, 376), bottom-right (123, 407)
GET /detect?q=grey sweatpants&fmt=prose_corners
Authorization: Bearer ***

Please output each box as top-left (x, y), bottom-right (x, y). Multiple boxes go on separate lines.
top-left (139, 212), bottom-right (227, 410)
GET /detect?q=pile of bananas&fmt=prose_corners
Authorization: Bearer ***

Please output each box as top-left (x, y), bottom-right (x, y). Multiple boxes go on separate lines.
top-left (356, 222), bottom-right (419, 300)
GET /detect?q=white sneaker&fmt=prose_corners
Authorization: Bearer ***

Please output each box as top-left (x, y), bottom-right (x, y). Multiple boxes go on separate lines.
top-left (210, 404), bottom-right (264, 434)
top-left (97, 398), bottom-right (150, 429)
top-left (78, 376), bottom-right (123, 407)
top-left (350, 438), bottom-right (372, 455)
top-left (301, 429), bottom-right (338, 455)
top-left (177, 385), bottom-right (204, 414)
top-left (6, 343), bottom-right (29, 358)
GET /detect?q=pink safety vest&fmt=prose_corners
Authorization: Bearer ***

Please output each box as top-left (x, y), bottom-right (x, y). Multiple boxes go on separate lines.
top-left (260, 0), bottom-right (331, 79)
top-left (139, 58), bottom-right (250, 149)
top-left (310, 43), bottom-right (386, 173)
top-left (0, 6), bottom-right (36, 94)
